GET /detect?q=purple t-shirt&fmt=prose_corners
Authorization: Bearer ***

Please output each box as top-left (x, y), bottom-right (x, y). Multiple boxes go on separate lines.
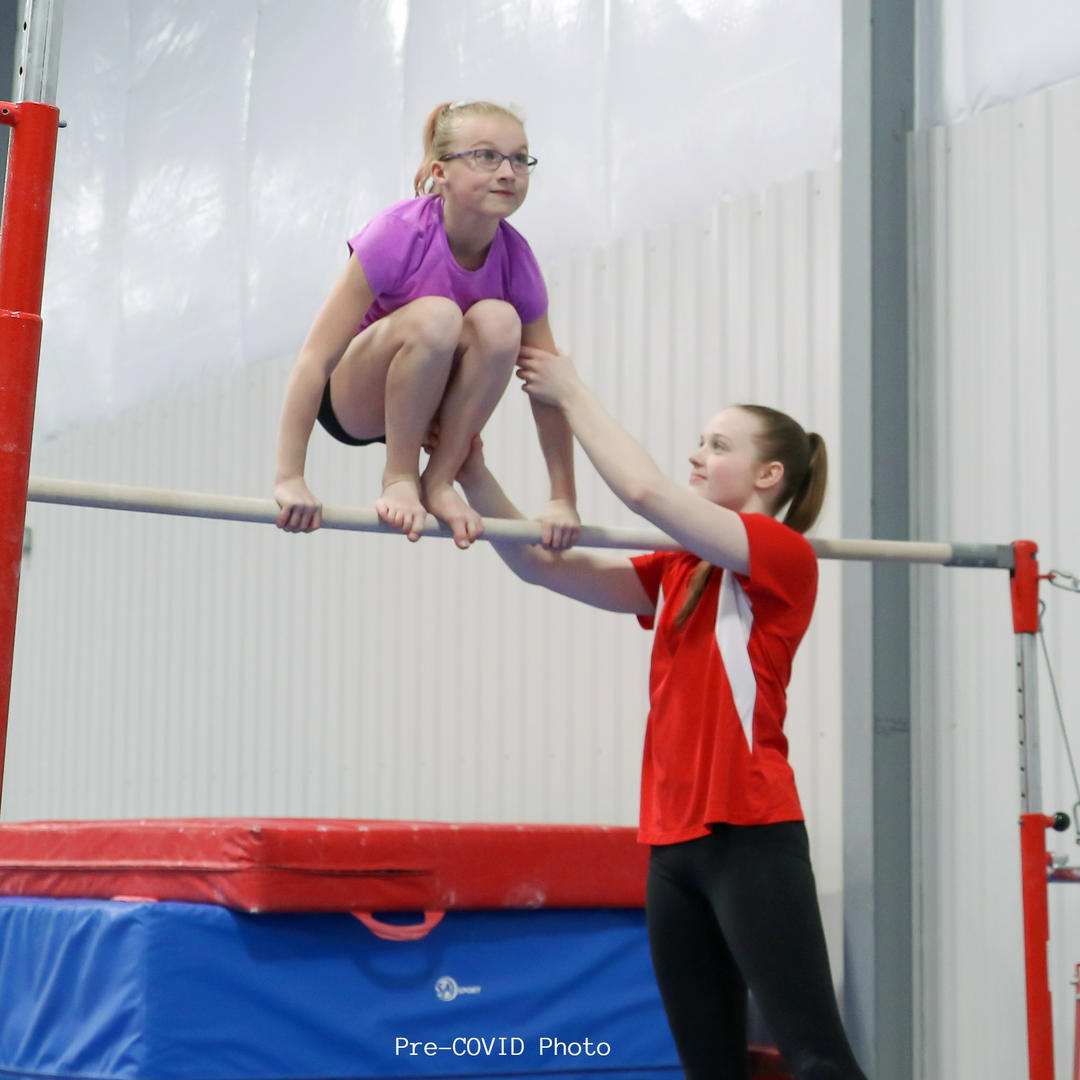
top-left (348, 195), bottom-right (549, 332)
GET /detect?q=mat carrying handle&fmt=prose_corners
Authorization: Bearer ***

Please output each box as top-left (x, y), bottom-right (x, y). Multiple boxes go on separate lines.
top-left (352, 910), bottom-right (445, 941)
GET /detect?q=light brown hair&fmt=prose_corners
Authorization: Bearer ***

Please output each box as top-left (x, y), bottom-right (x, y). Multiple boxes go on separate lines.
top-left (673, 405), bottom-right (828, 629)
top-left (413, 101), bottom-right (526, 196)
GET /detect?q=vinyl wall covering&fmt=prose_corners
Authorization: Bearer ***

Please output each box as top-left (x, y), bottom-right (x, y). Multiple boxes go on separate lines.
top-left (910, 75), bottom-right (1080, 1080)
top-left (918, 0), bottom-right (1080, 127)
top-left (36, 0), bottom-right (841, 440)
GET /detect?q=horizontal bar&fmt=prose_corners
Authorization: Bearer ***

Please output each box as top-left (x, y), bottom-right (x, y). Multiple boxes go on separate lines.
top-left (27, 476), bottom-right (677, 551)
top-left (26, 476), bottom-right (1012, 567)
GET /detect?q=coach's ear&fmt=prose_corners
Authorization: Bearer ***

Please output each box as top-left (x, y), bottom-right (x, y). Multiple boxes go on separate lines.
top-left (755, 459), bottom-right (784, 495)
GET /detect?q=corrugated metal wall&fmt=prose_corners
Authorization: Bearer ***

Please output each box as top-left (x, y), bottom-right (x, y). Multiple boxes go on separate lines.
top-left (911, 75), bottom-right (1080, 1080)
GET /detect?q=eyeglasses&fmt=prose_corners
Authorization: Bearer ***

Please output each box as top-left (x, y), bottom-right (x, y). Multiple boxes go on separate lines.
top-left (439, 148), bottom-right (538, 174)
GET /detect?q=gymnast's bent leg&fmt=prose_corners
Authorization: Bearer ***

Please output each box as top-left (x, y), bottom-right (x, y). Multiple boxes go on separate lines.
top-left (330, 296), bottom-right (463, 540)
top-left (420, 299), bottom-right (521, 547)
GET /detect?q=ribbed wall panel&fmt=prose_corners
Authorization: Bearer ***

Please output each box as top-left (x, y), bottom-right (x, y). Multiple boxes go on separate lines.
top-left (7, 167), bottom-right (844, 948)
top-left (911, 76), bottom-right (1080, 1080)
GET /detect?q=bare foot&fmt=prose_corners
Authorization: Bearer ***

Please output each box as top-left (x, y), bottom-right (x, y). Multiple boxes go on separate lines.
top-left (376, 478), bottom-right (427, 542)
top-left (421, 479), bottom-right (484, 549)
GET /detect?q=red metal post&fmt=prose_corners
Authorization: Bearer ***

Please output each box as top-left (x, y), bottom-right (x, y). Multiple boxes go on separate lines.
top-left (1012, 539), bottom-right (1056, 1080)
top-left (1012, 540), bottom-right (1041, 634)
top-left (1073, 962), bottom-right (1079, 1080)
top-left (0, 100), bottom-right (61, 810)
top-left (1021, 812), bottom-right (1057, 1080)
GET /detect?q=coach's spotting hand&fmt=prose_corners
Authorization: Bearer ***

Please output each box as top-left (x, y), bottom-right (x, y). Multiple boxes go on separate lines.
top-left (515, 347), bottom-right (582, 410)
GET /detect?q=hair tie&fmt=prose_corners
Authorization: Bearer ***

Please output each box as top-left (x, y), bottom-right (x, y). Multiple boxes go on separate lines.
top-left (449, 100), bottom-right (468, 110)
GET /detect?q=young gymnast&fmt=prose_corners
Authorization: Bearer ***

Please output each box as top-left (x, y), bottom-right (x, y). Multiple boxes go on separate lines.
top-left (274, 101), bottom-right (580, 549)
top-left (457, 347), bottom-right (868, 1080)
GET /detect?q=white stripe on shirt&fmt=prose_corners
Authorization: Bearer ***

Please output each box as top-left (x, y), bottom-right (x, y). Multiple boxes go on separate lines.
top-left (715, 569), bottom-right (757, 750)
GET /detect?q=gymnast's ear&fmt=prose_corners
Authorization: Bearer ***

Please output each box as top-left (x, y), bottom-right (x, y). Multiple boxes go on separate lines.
top-left (428, 160), bottom-right (447, 193)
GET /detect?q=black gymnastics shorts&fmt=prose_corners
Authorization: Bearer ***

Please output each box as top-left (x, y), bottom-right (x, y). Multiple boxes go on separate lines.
top-left (317, 381), bottom-right (386, 447)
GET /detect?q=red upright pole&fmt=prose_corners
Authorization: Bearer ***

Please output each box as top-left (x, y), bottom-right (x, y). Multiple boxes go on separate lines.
top-left (0, 100), bottom-right (61, 810)
top-left (1067, 963), bottom-right (1075, 1080)
top-left (1021, 811), bottom-right (1058, 1080)
top-left (1012, 539), bottom-right (1057, 1080)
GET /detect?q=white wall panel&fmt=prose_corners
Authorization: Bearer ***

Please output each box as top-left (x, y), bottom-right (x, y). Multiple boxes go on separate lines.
top-left (911, 75), bottom-right (1080, 1080)
top-left (8, 166), bottom-right (845, 965)
top-left (919, 0), bottom-right (1080, 128)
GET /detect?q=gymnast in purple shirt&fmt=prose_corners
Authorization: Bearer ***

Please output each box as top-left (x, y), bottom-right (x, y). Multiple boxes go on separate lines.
top-left (274, 101), bottom-right (580, 550)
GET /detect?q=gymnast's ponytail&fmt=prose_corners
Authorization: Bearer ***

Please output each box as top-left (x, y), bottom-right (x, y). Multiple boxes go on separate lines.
top-left (413, 103), bottom-right (453, 196)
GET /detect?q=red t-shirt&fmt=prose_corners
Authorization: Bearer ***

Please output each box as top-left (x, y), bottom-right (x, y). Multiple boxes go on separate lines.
top-left (631, 513), bottom-right (818, 844)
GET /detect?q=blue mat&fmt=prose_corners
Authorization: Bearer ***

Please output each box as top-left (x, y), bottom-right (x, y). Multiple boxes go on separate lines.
top-left (0, 897), bottom-right (681, 1079)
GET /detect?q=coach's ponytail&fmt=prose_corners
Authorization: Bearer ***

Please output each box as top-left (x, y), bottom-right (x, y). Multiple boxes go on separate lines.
top-left (782, 431), bottom-right (827, 534)
top-left (739, 405), bottom-right (827, 535)
top-left (673, 560), bottom-right (714, 630)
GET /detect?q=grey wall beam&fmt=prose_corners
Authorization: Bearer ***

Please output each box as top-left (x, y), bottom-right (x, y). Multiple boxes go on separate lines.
top-left (841, 1), bottom-right (915, 1078)
top-left (0, 0), bottom-right (19, 185)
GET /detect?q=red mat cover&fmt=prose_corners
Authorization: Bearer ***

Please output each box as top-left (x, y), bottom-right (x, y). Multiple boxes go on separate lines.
top-left (0, 818), bottom-right (648, 913)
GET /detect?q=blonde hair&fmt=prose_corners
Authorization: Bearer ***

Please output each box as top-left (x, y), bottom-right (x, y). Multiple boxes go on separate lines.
top-left (413, 101), bottom-right (526, 196)
top-left (673, 405), bottom-right (828, 629)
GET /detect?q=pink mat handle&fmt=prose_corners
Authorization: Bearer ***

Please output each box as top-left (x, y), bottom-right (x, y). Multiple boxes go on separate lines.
top-left (352, 910), bottom-right (445, 941)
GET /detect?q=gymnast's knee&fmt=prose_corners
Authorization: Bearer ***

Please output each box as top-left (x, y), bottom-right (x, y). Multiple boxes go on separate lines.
top-left (395, 296), bottom-right (464, 354)
top-left (462, 299), bottom-right (522, 356)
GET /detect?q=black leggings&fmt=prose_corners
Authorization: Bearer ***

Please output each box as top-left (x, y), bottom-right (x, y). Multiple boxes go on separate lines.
top-left (647, 822), bottom-right (869, 1080)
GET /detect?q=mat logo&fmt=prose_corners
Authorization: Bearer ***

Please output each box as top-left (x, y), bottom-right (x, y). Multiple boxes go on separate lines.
top-left (434, 975), bottom-right (482, 1002)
